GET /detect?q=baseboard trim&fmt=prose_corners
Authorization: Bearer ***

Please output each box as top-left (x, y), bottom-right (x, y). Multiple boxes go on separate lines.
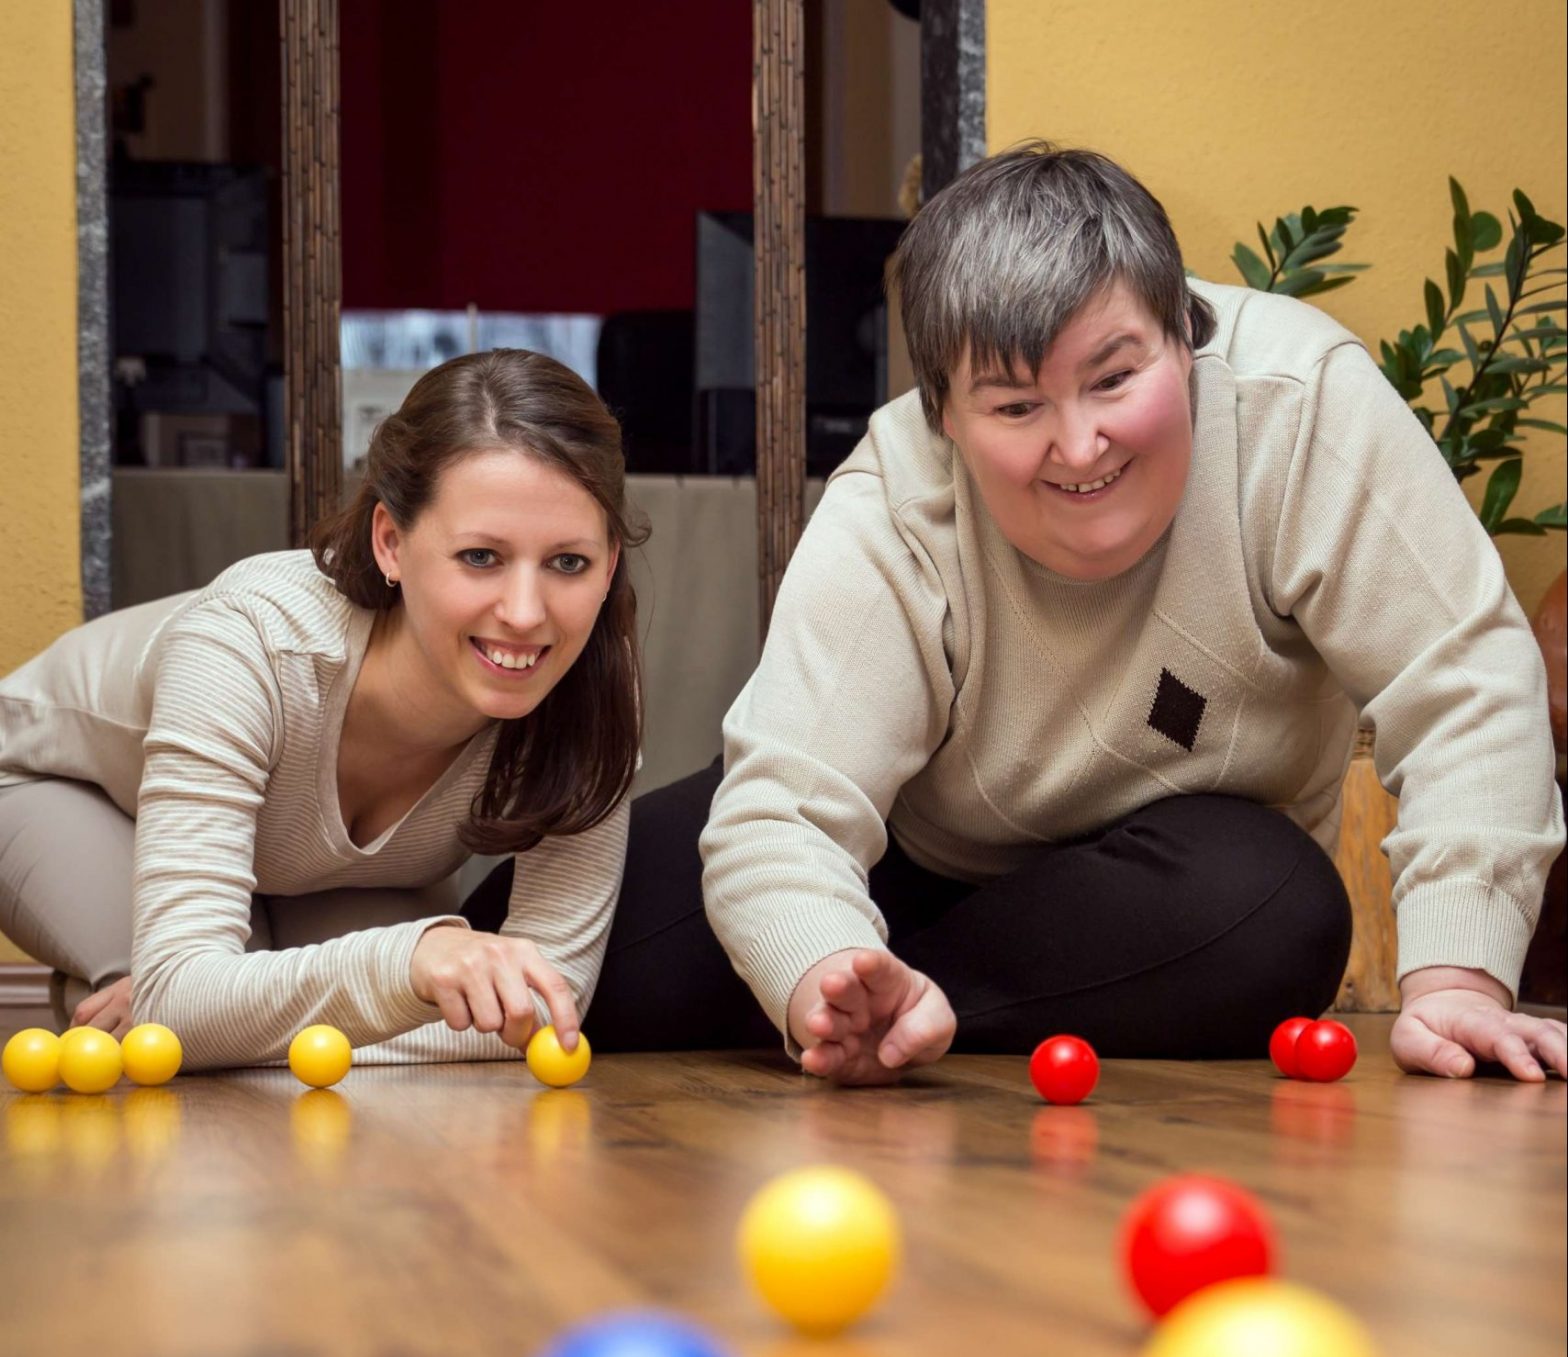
top-left (0, 963), bottom-right (51, 1008)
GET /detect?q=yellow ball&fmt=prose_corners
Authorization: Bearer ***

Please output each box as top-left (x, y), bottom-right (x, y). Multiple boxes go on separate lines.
top-left (3, 1028), bottom-right (61, 1093)
top-left (525, 1026), bottom-right (592, 1088)
top-left (120, 1023), bottom-right (183, 1087)
top-left (738, 1165), bottom-right (901, 1336)
top-left (1144, 1278), bottom-right (1380, 1357)
top-left (56, 1027), bottom-right (124, 1094)
top-left (288, 1025), bottom-right (353, 1088)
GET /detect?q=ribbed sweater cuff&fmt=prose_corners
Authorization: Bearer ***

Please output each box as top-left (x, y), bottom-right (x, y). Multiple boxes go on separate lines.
top-left (1396, 880), bottom-right (1536, 1004)
top-left (741, 907), bottom-right (888, 1057)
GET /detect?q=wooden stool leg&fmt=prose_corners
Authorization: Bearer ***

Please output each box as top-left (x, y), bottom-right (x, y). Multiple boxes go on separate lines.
top-left (1332, 747), bottom-right (1401, 1012)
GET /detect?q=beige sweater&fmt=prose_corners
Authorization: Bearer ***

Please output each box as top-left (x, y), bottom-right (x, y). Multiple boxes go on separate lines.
top-left (0, 552), bottom-right (627, 1070)
top-left (701, 279), bottom-right (1565, 1037)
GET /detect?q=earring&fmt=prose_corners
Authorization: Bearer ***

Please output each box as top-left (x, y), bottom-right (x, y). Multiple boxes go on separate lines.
top-left (385, 573), bottom-right (398, 590)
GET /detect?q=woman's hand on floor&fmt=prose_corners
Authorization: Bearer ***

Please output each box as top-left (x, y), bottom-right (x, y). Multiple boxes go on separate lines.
top-left (789, 949), bottom-right (956, 1085)
top-left (70, 975), bottom-right (133, 1039)
top-left (409, 924), bottom-right (579, 1052)
top-left (1392, 966), bottom-right (1567, 1081)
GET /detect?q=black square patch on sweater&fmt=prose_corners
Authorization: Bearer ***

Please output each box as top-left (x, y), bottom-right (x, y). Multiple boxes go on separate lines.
top-left (1148, 668), bottom-right (1206, 751)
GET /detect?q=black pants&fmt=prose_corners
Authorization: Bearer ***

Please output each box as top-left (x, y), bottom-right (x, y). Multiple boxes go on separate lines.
top-left (463, 760), bottom-right (1353, 1058)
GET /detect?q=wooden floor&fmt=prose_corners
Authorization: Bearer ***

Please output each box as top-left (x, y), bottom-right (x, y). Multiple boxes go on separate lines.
top-left (0, 1014), bottom-right (1562, 1357)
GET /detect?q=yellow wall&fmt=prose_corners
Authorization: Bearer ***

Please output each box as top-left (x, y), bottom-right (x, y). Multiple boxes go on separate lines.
top-left (988, 0), bottom-right (1567, 615)
top-left (0, 5), bottom-right (80, 962)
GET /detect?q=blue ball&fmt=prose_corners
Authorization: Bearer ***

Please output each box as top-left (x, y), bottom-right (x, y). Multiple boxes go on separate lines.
top-left (539, 1311), bottom-right (731, 1357)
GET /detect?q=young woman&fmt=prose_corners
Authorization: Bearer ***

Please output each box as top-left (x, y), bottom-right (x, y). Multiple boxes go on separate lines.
top-left (603, 144), bottom-right (1567, 1086)
top-left (0, 349), bottom-right (646, 1070)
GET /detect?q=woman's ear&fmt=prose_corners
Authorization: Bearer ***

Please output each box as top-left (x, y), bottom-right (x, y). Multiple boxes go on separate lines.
top-left (370, 501), bottom-right (402, 580)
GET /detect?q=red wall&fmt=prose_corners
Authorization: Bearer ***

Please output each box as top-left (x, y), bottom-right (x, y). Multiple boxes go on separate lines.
top-left (340, 1), bottom-right (753, 315)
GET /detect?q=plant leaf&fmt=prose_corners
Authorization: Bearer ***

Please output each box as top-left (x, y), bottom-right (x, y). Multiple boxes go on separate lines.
top-left (1450, 177), bottom-right (1471, 222)
top-left (1425, 279), bottom-right (1446, 338)
top-left (1485, 285), bottom-right (1505, 338)
top-left (1232, 243), bottom-right (1273, 291)
top-left (1483, 356), bottom-right (1552, 375)
top-left (1533, 503), bottom-right (1568, 529)
top-left (1528, 217), bottom-right (1566, 247)
top-left (1459, 324), bottom-right (1484, 370)
top-left (1472, 212), bottom-right (1503, 251)
top-left (1518, 418), bottom-right (1568, 435)
top-left (1256, 222), bottom-right (1276, 269)
top-left (1462, 396), bottom-right (1528, 413)
top-left (1446, 248), bottom-right (1466, 308)
top-left (1492, 518), bottom-right (1549, 536)
top-left (1479, 458), bottom-right (1523, 531)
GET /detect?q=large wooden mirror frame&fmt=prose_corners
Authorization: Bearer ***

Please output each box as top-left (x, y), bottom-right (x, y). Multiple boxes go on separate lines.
top-left (281, 0), bottom-right (344, 549)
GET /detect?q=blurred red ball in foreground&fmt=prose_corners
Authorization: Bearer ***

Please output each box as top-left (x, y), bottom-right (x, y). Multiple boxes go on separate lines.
top-left (1268, 1017), bottom-right (1313, 1078)
top-left (1295, 1020), bottom-right (1357, 1082)
top-left (1121, 1174), bottom-right (1276, 1318)
top-left (1029, 1035), bottom-right (1100, 1105)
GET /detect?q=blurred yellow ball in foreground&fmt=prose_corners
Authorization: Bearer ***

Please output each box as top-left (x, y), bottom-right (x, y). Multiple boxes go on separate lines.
top-left (738, 1165), bottom-right (901, 1336)
top-left (526, 1026), bottom-right (592, 1088)
top-left (57, 1027), bottom-right (123, 1094)
top-left (1144, 1278), bottom-right (1380, 1357)
top-left (288, 1025), bottom-right (353, 1088)
top-left (3, 1028), bottom-right (62, 1093)
top-left (121, 1023), bottom-right (183, 1086)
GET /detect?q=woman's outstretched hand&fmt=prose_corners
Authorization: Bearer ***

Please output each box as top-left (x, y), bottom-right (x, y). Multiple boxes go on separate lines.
top-left (788, 948), bottom-right (956, 1085)
top-left (1392, 965), bottom-right (1566, 1081)
top-left (70, 975), bottom-right (133, 1039)
top-left (410, 924), bottom-right (580, 1052)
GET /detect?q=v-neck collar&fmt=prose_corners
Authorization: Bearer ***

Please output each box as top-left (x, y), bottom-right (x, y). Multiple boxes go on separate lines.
top-left (316, 606), bottom-right (497, 859)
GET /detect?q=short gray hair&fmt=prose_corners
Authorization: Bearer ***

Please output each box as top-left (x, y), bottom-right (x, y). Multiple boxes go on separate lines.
top-left (889, 142), bottom-right (1216, 431)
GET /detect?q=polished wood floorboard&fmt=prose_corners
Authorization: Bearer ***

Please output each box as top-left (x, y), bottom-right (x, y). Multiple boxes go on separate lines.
top-left (0, 1014), bottom-right (1562, 1357)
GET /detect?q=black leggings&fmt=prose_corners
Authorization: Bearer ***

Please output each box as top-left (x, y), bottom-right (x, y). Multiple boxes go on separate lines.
top-left (463, 760), bottom-right (1353, 1058)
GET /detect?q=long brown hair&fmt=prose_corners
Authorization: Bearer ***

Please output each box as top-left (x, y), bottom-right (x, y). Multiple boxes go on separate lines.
top-left (311, 348), bottom-right (648, 855)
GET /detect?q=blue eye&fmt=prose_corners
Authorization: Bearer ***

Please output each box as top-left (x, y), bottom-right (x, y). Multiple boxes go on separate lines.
top-left (553, 554), bottom-right (590, 575)
top-left (459, 548), bottom-right (497, 568)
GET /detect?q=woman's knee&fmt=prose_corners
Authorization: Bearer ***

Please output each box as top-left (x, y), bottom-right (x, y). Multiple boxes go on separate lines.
top-left (0, 780), bottom-right (134, 980)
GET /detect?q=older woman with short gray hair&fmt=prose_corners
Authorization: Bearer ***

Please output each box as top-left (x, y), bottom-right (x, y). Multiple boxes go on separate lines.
top-left (578, 143), bottom-right (1564, 1086)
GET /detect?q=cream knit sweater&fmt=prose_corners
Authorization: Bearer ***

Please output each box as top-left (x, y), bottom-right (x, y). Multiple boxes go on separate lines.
top-left (701, 279), bottom-right (1565, 1037)
top-left (0, 552), bottom-right (627, 1069)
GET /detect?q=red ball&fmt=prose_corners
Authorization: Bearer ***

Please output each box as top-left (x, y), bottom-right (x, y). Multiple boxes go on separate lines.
top-left (1268, 1017), bottom-right (1313, 1078)
top-left (1120, 1174), bottom-right (1276, 1318)
top-left (1295, 1019), bottom-right (1357, 1082)
top-left (1028, 1035), bottom-right (1099, 1105)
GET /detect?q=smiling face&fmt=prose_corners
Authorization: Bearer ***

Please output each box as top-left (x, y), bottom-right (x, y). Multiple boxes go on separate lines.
top-left (371, 447), bottom-right (619, 729)
top-left (941, 282), bottom-right (1195, 581)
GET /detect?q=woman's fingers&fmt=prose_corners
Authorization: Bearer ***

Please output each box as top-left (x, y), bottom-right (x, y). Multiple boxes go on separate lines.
top-left (492, 961), bottom-right (538, 1050)
top-left (1403, 1004), bottom-right (1568, 1082)
top-left (879, 987), bottom-right (956, 1069)
top-left (521, 949), bottom-right (580, 1049)
top-left (1452, 1008), bottom-right (1553, 1081)
top-left (818, 971), bottom-right (875, 1034)
top-left (461, 955), bottom-right (507, 1035)
top-left (71, 977), bottom-right (129, 1030)
top-left (431, 982), bottom-right (475, 1034)
top-left (1487, 1030), bottom-right (1545, 1081)
top-left (1391, 1012), bottom-right (1474, 1078)
top-left (806, 1003), bottom-right (849, 1043)
top-left (1532, 1020), bottom-right (1568, 1078)
top-left (802, 1041), bottom-right (847, 1079)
